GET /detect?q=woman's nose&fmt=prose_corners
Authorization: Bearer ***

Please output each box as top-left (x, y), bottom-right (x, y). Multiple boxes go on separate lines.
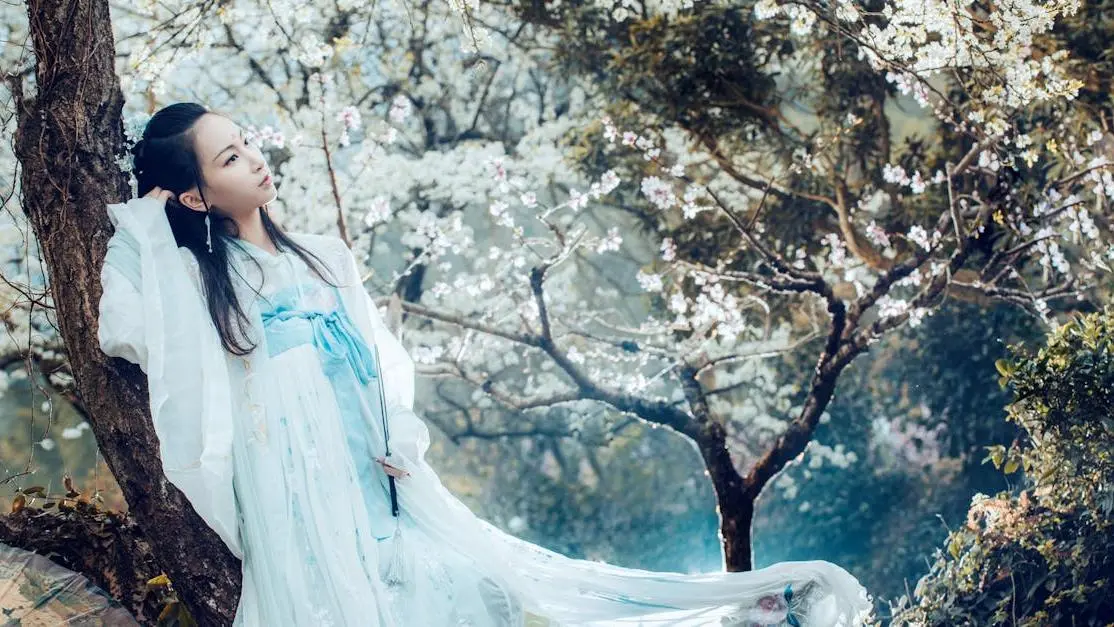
top-left (247, 146), bottom-right (266, 168)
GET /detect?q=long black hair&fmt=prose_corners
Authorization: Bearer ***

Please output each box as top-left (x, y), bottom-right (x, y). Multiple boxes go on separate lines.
top-left (131, 102), bottom-right (339, 356)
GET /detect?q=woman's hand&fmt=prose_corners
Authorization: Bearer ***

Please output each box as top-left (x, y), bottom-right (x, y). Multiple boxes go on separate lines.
top-left (375, 455), bottom-right (410, 479)
top-left (144, 186), bottom-right (174, 203)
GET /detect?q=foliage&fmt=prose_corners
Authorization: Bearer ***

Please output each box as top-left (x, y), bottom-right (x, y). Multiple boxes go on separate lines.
top-left (889, 306), bottom-right (1114, 625)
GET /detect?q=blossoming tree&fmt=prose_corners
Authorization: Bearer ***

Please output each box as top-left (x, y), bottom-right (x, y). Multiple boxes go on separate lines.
top-left (0, 0), bottom-right (1111, 620)
top-left (467, 0), bottom-right (1114, 572)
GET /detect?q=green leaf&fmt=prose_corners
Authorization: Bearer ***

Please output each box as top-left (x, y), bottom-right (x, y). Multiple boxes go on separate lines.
top-left (983, 445), bottom-right (1006, 468)
top-left (994, 358), bottom-right (1012, 377)
top-left (948, 536), bottom-right (962, 559)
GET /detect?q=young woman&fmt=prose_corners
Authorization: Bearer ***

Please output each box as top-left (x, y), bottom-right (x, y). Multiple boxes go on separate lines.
top-left (97, 102), bottom-right (872, 626)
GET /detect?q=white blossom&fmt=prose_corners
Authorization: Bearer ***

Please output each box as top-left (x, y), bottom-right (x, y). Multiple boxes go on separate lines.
top-left (641, 176), bottom-right (678, 211)
top-left (865, 221), bottom-right (891, 248)
top-left (754, 0), bottom-right (781, 20)
top-left (389, 95), bottom-right (412, 124)
top-left (61, 422), bottom-right (91, 440)
top-left (822, 232), bottom-right (848, 267)
top-left (336, 105), bottom-right (361, 130)
top-left (595, 227), bottom-right (623, 253)
top-left (636, 269), bottom-right (664, 292)
top-left (660, 237), bottom-right (677, 261)
top-left (907, 225), bottom-right (938, 251)
top-left (363, 196), bottom-right (392, 227)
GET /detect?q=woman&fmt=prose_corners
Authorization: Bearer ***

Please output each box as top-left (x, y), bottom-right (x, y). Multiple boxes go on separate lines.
top-left (97, 102), bottom-right (873, 626)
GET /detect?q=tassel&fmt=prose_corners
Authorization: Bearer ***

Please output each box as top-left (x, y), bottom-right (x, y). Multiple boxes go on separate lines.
top-left (371, 342), bottom-right (407, 588)
top-left (382, 518), bottom-right (407, 587)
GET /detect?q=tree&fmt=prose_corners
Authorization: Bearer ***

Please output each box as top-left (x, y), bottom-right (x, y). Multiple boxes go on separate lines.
top-left (454, 0), bottom-right (1113, 570)
top-left (6, 0), bottom-right (242, 622)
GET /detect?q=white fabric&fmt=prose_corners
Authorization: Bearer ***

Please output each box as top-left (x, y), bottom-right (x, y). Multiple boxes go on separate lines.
top-left (99, 197), bottom-right (242, 561)
top-left (97, 196), bottom-right (874, 626)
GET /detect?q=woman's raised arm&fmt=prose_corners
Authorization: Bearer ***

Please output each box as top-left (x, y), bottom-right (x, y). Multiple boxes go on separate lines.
top-left (97, 188), bottom-right (175, 370)
top-left (98, 226), bottom-right (148, 371)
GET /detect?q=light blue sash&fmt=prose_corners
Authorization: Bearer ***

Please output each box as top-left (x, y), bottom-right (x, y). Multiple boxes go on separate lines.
top-left (260, 283), bottom-right (397, 541)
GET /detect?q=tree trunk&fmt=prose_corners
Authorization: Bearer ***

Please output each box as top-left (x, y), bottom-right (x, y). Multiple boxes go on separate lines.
top-left (12, 0), bottom-right (241, 622)
top-left (688, 302), bottom-right (858, 572)
top-left (697, 359), bottom-right (852, 573)
top-left (692, 419), bottom-right (756, 572)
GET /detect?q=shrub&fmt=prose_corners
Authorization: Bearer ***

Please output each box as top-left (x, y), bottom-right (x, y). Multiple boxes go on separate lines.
top-left (889, 307), bottom-right (1114, 625)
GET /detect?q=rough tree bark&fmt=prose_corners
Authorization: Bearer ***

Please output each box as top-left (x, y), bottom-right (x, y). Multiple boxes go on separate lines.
top-left (9, 0), bottom-right (242, 622)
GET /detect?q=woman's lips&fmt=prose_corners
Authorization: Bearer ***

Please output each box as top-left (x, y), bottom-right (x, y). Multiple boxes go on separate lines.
top-left (260, 174), bottom-right (273, 187)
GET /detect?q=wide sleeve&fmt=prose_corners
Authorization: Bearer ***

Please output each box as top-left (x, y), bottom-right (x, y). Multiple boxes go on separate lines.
top-left (98, 196), bottom-right (243, 560)
top-left (334, 240), bottom-right (431, 465)
top-left (98, 227), bottom-right (148, 371)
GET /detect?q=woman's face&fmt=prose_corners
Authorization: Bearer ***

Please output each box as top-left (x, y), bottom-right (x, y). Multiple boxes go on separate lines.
top-left (177, 113), bottom-right (276, 219)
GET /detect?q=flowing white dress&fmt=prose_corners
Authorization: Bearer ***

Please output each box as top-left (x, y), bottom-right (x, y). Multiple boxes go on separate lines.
top-left (96, 196), bottom-right (874, 627)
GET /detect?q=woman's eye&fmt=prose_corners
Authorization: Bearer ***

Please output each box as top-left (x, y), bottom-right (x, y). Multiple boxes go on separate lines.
top-left (225, 137), bottom-right (252, 165)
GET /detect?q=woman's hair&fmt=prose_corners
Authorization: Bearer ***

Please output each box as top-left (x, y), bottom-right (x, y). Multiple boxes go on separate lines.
top-left (131, 102), bottom-right (339, 356)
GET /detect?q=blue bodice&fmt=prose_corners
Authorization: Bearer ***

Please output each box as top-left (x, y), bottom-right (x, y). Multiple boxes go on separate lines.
top-left (260, 285), bottom-right (377, 384)
top-left (258, 282), bottom-right (398, 541)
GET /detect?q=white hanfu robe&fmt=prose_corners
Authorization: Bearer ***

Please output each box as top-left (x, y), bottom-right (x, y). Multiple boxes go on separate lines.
top-left (97, 196), bottom-right (873, 626)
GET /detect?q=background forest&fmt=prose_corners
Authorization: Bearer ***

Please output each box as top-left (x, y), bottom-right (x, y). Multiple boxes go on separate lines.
top-left (0, 0), bottom-right (1111, 623)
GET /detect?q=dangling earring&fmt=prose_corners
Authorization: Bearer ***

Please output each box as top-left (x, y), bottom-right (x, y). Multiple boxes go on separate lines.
top-left (204, 210), bottom-right (213, 253)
